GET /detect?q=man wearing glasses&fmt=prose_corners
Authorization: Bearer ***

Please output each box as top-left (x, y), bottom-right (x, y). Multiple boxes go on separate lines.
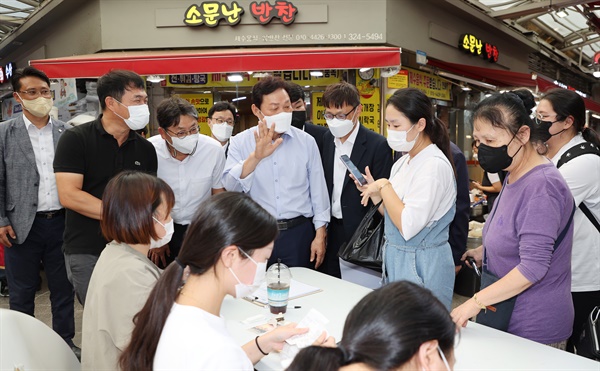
top-left (223, 76), bottom-right (330, 269)
top-left (148, 97), bottom-right (225, 268)
top-left (53, 70), bottom-right (157, 305)
top-left (321, 82), bottom-right (393, 278)
top-left (207, 101), bottom-right (238, 156)
top-left (0, 67), bottom-right (78, 356)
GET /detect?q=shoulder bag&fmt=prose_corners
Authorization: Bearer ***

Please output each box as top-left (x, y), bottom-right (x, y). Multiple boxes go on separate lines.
top-left (338, 201), bottom-right (384, 272)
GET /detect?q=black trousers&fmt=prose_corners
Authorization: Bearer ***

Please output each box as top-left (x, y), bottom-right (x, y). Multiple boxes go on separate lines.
top-left (268, 219), bottom-right (314, 268)
top-left (4, 215), bottom-right (75, 345)
top-left (568, 290), bottom-right (600, 352)
top-left (318, 217), bottom-right (344, 278)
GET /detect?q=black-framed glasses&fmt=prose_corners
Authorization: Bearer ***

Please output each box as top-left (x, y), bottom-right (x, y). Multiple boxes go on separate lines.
top-left (323, 106), bottom-right (357, 120)
top-left (167, 125), bottom-right (200, 139)
top-left (210, 117), bottom-right (235, 125)
top-left (19, 89), bottom-right (52, 98)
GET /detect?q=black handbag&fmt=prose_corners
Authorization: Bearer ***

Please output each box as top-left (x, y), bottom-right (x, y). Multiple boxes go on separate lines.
top-left (576, 306), bottom-right (600, 360)
top-left (338, 201), bottom-right (384, 272)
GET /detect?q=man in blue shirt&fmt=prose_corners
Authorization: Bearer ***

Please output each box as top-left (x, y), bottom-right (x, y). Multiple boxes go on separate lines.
top-left (223, 76), bottom-right (330, 268)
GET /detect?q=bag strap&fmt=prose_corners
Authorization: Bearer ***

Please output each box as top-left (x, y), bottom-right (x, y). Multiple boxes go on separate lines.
top-left (556, 142), bottom-right (600, 232)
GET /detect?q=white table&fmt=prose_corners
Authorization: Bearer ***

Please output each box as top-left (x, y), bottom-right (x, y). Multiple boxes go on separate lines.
top-left (221, 268), bottom-right (599, 371)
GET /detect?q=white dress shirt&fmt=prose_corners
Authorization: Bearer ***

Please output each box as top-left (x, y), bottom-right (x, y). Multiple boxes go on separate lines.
top-left (550, 133), bottom-right (600, 292)
top-left (23, 115), bottom-right (62, 212)
top-left (331, 123), bottom-right (360, 219)
top-left (149, 134), bottom-right (225, 225)
top-left (390, 144), bottom-right (456, 240)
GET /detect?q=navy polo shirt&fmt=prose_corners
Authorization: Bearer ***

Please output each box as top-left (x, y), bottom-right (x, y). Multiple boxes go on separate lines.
top-left (53, 115), bottom-right (157, 255)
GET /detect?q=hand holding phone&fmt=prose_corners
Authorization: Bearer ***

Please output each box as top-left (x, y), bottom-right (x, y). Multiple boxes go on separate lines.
top-left (467, 257), bottom-right (481, 277)
top-left (340, 155), bottom-right (367, 186)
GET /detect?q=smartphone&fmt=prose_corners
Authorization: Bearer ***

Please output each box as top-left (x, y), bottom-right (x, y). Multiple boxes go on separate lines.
top-left (467, 257), bottom-right (481, 277)
top-left (340, 155), bottom-right (367, 186)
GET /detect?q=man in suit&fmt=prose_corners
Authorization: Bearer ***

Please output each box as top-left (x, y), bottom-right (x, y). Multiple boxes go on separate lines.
top-left (321, 82), bottom-right (393, 277)
top-left (286, 82), bottom-right (328, 154)
top-left (0, 67), bottom-right (77, 356)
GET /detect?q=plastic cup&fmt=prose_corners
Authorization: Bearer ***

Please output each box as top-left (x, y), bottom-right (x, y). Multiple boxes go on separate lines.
top-left (266, 261), bottom-right (292, 314)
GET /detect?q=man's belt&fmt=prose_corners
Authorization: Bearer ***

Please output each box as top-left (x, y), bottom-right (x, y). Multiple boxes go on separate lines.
top-left (35, 209), bottom-right (65, 219)
top-left (276, 216), bottom-right (310, 231)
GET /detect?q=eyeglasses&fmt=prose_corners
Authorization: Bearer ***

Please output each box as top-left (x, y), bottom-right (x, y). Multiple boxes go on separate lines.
top-left (19, 89), bottom-right (52, 98)
top-left (534, 112), bottom-right (561, 125)
top-left (210, 117), bottom-right (234, 125)
top-left (167, 125), bottom-right (200, 139)
top-left (323, 106), bottom-right (357, 121)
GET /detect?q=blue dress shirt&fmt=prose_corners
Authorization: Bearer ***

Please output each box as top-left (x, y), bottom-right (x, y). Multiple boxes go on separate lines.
top-left (223, 126), bottom-right (330, 229)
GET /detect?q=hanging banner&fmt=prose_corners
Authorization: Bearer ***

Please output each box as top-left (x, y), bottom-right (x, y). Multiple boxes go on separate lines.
top-left (166, 70), bottom-right (341, 88)
top-left (51, 78), bottom-right (78, 108)
top-left (358, 88), bottom-right (380, 133)
top-left (405, 67), bottom-right (451, 101)
top-left (178, 93), bottom-right (214, 135)
top-left (311, 91), bottom-right (326, 126)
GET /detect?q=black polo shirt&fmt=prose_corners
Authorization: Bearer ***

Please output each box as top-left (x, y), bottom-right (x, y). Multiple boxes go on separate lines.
top-left (53, 115), bottom-right (157, 255)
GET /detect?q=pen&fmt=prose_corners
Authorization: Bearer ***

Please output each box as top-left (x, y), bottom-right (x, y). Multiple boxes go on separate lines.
top-left (293, 306), bottom-right (301, 309)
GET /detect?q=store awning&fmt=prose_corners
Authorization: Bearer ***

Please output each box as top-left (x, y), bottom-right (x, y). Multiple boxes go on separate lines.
top-left (29, 47), bottom-right (401, 79)
top-left (427, 59), bottom-right (535, 88)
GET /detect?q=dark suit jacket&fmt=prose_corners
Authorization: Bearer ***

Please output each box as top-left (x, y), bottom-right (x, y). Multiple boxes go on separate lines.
top-left (322, 124), bottom-right (393, 242)
top-left (0, 115), bottom-right (69, 244)
top-left (449, 142), bottom-right (470, 266)
top-left (304, 121), bottom-right (327, 155)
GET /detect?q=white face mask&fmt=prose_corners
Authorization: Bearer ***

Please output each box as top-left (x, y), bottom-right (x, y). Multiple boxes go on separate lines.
top-left (261, 111), bottom-right (293, 133)
top-left (211, 122), bottom-right (234, 142)
top-left (18, 95), bottom-right (54, 118)
top-left (114, 100), bottom-right (150, 130)
top-left (325, 110), bottom-right (357, 138)
top-left (167, 133), bottom-right (199, 155)
top-left (387, 124), bottom-right (419, 152)
top-left (228, 248), bottom-right (267, 299)
top-left (150, 217), bottom-right (174, 249)
top-left (437, 346), bottom-right (451, 371)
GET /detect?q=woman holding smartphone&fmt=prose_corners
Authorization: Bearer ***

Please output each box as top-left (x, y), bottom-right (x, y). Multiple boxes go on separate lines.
top-left (356, 88), bottom-right (456, 310)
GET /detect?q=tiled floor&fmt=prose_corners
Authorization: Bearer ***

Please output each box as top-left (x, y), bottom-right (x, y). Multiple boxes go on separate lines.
top-left (0, 270), bottom-right (469, 349)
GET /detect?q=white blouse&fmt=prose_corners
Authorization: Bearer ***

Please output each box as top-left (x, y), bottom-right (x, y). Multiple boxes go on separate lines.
top-left (390, 144), bottom-right (456, 241)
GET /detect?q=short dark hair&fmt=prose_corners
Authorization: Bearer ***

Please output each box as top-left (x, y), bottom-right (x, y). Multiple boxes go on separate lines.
top-left (287, 281), bottom-right (456, 371)
top-left (251, 76), bottom-right (288, 110)
top-left (156, 96), bottom-right (198, 129)
top-left (322, 81), bottom-right (360, 109)
top-left (11, 67), bottom-right (51, 92)
top-left (97, 70), bottom-right (145, 110)
top-left (285, 82), bottom-right (304, 103)
top-left (208, 101), bottom-right (237, 119)
top-left (101, 171), bottom-right (175, 245)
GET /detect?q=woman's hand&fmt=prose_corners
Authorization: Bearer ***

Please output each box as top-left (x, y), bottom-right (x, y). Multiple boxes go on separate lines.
top-left (313, 331), bottom-right (336, 347)
top-left (148, 245), bottom-right (170, 268)
top-left (259, 323), bottom-right (308, 353)
top-left (451, 299), bottom-right (483, 328)
top-left (471, 180), bottom-right (482, 190)
top-left (462, 246), bottom-right (483, 268)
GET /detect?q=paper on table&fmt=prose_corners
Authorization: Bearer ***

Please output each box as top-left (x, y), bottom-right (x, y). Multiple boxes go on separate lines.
top-left (280, 308), bottom-right (329, 368)
top-left (244, 279), bottom-right (321, 306)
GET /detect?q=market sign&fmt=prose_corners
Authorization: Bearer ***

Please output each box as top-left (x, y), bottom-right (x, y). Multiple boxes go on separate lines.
top-left (387, 69), bottom-right (409, 89)
top-left (405, 67), bottom-right (451, 101)
top-left (0, 62), bottom-right (15, 84)
top-left (179, 93), bottom-right (214, 135)
top-left (459, 34), bottom-right (499, 63)
top-left (312, 89), bottom-right (382, 133)
top-left (166, 70), bottom-right (341, 87)
top-left (184, 0), bottom-right (297, 27)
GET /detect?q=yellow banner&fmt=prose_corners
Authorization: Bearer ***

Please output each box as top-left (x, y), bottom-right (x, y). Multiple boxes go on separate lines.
top-left (166, 70), bottom-right (341, 88)
top-left (311, 92), bottom-right (326, 126)
top-left (405, 67), bottom-right (451, 101)
top-left (387, 69), bottom-right (409, 89)
top-left (178, 94), bottom-right (214, 135)
top-left (312, 87), bottom-right (381, 133)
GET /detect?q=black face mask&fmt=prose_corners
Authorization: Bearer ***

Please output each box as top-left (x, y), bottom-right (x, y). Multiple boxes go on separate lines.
top-left (477, 134), bottom-right (523, 173)
top-left (534, 117), bottom-right (566, 142)
top-left (291, 110), bottom-right (306, 129)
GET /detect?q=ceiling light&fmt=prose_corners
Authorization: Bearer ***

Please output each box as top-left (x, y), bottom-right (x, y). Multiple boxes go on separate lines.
top-left (227, 73), bottom-right (244, 82)
top-left (556, 8), bottom-right (568, 18)
top-left (252, 72), bottom-right (270, 78)
top-left (593, 64), bottom-right (600, 78)
top-left (304, 85), bottom-right (310, 88)
top-left (460, 83), bottom-right (471, 91)
top-left (231, 96), bottom-right (247, 102)
top-left (594, 70), bottom-right (600, 78)
top-left (592, 114), bottom-right (600, 119)
top-left (146, 75), bottom-right (165, 83)
top-left (531, 72), bottom-right (538, 80)
top-left (359, 67), bottom-right (372, 73)
top-left (309, 71), bottom-right (323, 77)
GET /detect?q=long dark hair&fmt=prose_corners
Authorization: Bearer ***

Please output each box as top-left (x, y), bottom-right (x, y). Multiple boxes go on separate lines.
top-left (387, 88), bottom-right (454, 169)
top-left (119, 192), bottom-right (278, 370)
top-left (287, 281), bottom-right (456, 371)
top-left (542, 89), bottom-right (600, 146)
